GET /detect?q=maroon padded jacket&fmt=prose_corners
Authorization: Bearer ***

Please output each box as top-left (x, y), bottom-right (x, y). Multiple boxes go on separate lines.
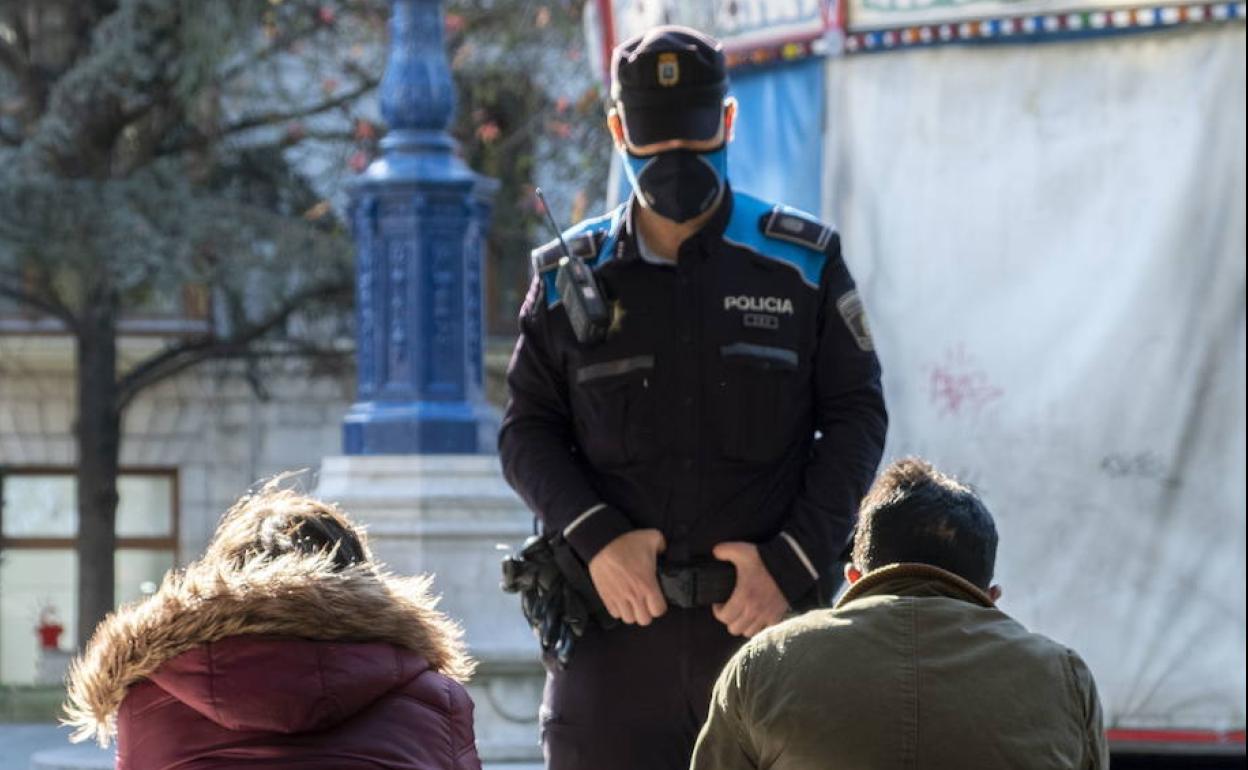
top-left (115, 636), bottom-right (479, 770)
top-left (65, 556), bottom-right (482, 770)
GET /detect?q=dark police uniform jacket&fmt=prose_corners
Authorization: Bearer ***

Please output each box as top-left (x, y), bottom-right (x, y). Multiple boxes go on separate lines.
top-left (499, 188), bottom-right (887, 606)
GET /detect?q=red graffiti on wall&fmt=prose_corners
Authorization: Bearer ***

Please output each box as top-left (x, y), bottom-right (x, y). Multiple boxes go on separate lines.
top-left (927, 345), bottom-right (1003, 417)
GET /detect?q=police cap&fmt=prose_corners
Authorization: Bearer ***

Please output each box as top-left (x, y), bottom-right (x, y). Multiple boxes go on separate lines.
top-left (610, 26), bottom-right (728, 147)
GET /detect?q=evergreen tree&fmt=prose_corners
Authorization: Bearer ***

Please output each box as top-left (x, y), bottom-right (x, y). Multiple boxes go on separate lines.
top-left (0, 0), bottom-right (606, 648)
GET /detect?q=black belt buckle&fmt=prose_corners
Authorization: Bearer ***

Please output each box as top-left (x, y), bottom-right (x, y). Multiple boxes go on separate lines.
top-left (658, 565), bottom-right (698, 609)
top-left (658, 561), bottom-right (735, 609)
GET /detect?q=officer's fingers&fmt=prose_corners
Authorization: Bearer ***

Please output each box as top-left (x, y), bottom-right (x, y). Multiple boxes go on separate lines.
top-left (622, 581), bottom-right (650, 625)
top-left (617, 594), bottom-right (639, 625)
top-left (715, 602), bottom-right (746, 635)
top-left (596, 579), bottom-right (621, 619)
top-left (654, 588), bottom-right (669, 618)
top-left (716, 594), bottom-right (747, 629)
top-left (600, 591), bottom-right (622, 620)
top-left (744, 618), bottom-right (769, 638)
top-left (712, 542), bottom-right (747, 566)
top-left (735, 608), bottom-right (766, 637)
top-left (727, 613), bottom-right (752, 637)
top-left (610, 576), bottom-right (639, 620)
top-left (642, 579), bottom-right (667, 619)
top-left (628, 577), bottom-right (661, 625)
top-left (750, 606), bottom-right (779, 635)
top-left (726, 602), bottom-right (755, 634)
top-left (729, 584), bottom-right (770, 632)
top-left (650, 529), bottom-right (667, 554)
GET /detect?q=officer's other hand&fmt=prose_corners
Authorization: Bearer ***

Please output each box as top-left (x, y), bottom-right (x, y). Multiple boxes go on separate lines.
top-left (711, 542), bottom-right (789, 637)
top-left (588, 529), bottom-right (668, 626)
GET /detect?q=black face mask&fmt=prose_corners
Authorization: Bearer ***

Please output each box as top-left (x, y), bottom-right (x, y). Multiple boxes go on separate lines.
top-left (622, 146), bottom-right (728, 223)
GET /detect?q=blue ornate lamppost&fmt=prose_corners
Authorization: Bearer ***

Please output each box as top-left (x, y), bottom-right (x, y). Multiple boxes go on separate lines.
top-left (343, 0), bottom-right (499, 454)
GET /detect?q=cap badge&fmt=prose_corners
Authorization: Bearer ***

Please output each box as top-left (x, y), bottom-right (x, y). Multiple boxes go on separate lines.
top-left (657, 53), bottom-right (679, 87)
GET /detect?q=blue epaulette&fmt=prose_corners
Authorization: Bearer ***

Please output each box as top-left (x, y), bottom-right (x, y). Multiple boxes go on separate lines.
top-left (723, 192), bottom-right (836, 289)
top-left (531, 205), bottom-right (626, 307)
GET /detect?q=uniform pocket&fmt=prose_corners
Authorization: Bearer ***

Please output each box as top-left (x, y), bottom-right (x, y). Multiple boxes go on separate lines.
top-left (570, 356), bottom-right (655, 468)
top-left (717, 344), bottom-right (799, 464)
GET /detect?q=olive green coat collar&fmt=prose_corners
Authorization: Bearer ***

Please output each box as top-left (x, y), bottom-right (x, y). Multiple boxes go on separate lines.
top-left (835, 562), bottom-right (996, 610)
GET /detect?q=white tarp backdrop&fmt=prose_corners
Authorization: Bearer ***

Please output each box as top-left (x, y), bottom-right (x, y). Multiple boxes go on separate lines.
top-left (823, 26), bottom-right (1246, 730)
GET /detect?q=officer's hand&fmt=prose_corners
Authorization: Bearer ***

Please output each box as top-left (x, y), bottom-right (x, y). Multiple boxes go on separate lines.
top-left (588, 529), bottom-right (668, 626)
top-left (711, 542), bottom-right (789, 637)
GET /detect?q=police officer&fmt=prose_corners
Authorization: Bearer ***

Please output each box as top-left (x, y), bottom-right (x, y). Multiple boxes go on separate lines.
top-left (499, 25), bottom-right (887, 770)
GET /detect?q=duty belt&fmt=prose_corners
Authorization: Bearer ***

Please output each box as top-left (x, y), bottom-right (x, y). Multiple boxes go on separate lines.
top-left (658, 560), bottom-right (736, 609)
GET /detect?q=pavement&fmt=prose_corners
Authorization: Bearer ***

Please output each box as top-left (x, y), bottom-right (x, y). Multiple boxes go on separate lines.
top-left (0, 724), bottom-right (543, 769)
top-left (0, 724), bottom-right (111, 770)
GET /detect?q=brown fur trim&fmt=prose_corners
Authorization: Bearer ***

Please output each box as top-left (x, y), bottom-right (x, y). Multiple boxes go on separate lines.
top-left (63, 553), bottom-right (474, 747)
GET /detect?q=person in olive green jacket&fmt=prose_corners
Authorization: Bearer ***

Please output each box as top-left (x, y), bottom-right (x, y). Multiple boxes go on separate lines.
top-left (691, 458), bottom-right (1109, 770)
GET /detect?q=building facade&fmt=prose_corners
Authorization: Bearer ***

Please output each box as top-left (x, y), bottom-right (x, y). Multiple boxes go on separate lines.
top-left (0, 332), bottom-right (351, 686)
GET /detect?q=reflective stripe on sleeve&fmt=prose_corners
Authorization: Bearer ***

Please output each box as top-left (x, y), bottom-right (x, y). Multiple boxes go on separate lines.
top-left (564, 503), bottom-right (608, 536)
top-left (780, 531), bottom-right (819, 581)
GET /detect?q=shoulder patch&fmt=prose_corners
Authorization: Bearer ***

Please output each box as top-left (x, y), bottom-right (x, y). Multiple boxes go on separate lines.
top-left (529, 205), bottom-right (625, 277)
top-left (723, 193), bottom-right (828, 290)
top-left (760, 206), bottom-right (835, 253)
top-left (531, 206), bottom-right (626, 309)
top-left (531, 230), bottom-right (606, 275)
top-left (835, 289), bottom-right (874, 352)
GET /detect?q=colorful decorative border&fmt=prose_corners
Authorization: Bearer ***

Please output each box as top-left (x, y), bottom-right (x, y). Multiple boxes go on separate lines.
top-left (844, 2), bottom-right (1245, 53)
top-left (593, 0), bottom-right (837, 77)
top-left (725, 37), bottom-right (827, 71)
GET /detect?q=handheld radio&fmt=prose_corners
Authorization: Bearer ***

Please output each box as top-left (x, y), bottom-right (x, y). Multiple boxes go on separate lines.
top-left (536, 188), bottom-right (610, 346)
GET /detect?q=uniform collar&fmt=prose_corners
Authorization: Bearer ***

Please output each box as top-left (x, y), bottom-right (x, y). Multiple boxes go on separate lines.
top-left (835, 563), bottom-right (997, 610)
top-left (620, 184), bottom-right (735, 263)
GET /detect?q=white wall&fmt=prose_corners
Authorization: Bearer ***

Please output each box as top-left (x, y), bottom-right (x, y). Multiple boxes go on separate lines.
top-left (0, 336), bottom-right (352, 560)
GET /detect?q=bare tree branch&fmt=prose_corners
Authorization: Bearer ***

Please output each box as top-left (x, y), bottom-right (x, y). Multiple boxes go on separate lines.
top-left (223, 76), bottom-right (377, 137)
top-left (220, 20), bottom-right (323, 84)
top-left (116, 278), bottom-right (351, 409)
top-left (230, 128), bottom-right (361, 159)
top-left (158, 76), bottom-right (377, 158)
top-left (0, 257), bottom-right (82, 326)
top-left (0, 274), bottom-right (78, 329)
top-left (291, 128), bottom-right (358, 143)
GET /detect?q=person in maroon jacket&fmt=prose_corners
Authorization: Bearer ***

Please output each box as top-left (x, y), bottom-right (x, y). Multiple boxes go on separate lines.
top-left (64, 481), bottom-right (482, 770)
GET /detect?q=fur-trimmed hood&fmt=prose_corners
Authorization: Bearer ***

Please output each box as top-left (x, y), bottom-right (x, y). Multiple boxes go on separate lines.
top-left (64, 553), bottom-right (474, 747)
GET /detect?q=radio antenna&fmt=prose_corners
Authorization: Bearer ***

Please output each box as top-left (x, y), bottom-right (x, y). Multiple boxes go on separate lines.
top-left (535, 188), bottom-right (574, 261)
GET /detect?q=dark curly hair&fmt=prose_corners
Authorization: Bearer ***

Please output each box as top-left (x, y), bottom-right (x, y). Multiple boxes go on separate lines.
top-left (852, 458), bottom-right (998, 589)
